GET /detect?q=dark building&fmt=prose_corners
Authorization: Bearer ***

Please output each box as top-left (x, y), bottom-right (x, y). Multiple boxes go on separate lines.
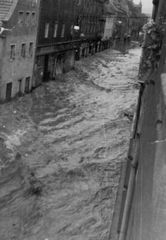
top-left (74, 0), bottom-right (107, 56)
top-left (34, 0), bottom-right (107, 85)
top-left (34, 0), bottom-right (77, 85)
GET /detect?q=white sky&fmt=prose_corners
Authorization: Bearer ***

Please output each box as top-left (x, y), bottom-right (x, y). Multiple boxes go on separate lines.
top-left (133, 0), bottom-right (153, 14)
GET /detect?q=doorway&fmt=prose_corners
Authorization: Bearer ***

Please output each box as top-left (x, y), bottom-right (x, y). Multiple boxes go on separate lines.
top-left (6, 82), bottom-right (12, 100)
top-left (25, 77), bottom-right (30, 93)
top-left (43, 55), bottom-right (49, 81)
top-left (18, 79), bottom-right (22, 94)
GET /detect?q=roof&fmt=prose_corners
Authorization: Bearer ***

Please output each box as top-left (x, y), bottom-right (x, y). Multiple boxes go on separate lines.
top-left (0, 0), bottom-right (15, 21)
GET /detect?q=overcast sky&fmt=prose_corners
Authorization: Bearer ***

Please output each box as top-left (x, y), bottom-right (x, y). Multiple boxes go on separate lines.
top-left (133, 0), bottom-right (153, 14)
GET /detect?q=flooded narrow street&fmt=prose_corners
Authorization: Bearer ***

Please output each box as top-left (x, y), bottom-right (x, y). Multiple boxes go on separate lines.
top-left (0, 48), bottom-right (141, 240)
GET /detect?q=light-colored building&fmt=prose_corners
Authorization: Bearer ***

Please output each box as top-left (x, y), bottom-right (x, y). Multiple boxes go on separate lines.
top-left (103, 1), bottom-right (116, 40)
top-left (103, 16), bottom-right (115, 40)
top-left (0, 0), bottom-right (39, 101)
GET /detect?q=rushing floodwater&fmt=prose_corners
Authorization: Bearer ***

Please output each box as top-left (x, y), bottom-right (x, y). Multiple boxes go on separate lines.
top-left (0, 48), bottom-right (141, 240)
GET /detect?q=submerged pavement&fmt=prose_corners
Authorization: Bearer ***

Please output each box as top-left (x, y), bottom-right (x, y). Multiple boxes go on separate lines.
top-left (0, 48), bottom-right (141, 240)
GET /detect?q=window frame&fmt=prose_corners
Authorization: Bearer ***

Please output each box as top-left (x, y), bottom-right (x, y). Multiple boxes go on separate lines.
top-left (10, 44), bottom-right (16, 60)
top-left (29, 42), bottom-right (33, 57)
top-left (21, 43), bottom-right (26, 58)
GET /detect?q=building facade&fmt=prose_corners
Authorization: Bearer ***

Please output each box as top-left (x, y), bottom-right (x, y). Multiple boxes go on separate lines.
top-left (0, 0), bottom-right (111, 101)
top-left (34, 0), bottom-right (77, 85)
top-left (0, 0), bottom-right (39, 101)
top-left (34, 0), bottom-right (107, 86)
top-left (75, 0), bottom-right (107, 56)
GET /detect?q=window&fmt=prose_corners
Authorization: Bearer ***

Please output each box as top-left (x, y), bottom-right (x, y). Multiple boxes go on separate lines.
top-left (44, 23), bottom-right (49, 38)
top-left (61, 24), bottom-right (65, 38)
top-left (29, 42), bottom-right (33, 57)
top-left (53, 23), bottom-right (58, 38)
top-left (21, 43), bottom-right (26, 58)
top-left (18, 11), bottom-right (24, 24)
top-left (18, 79), bottom-right (22, 93)
top-left (10, 45), bottom-right (16, 60)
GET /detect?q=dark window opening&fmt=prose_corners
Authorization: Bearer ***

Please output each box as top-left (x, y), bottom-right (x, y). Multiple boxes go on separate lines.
top-left (6, 82), bottom-right (12, 100)
top-left (29, 42), bottom-right (33, 57)
top-left (25, 77), bottom-right (30, 93)
top-left (21, 43), bottom-right (26, 58)
top-left (18, 79), bottom-right (22, 93)
top-left (10, 45), bottom-right (16, 60)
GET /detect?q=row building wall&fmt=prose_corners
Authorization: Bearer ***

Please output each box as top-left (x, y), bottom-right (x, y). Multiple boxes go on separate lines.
top-left (34, 0), bottom-right (107, 87)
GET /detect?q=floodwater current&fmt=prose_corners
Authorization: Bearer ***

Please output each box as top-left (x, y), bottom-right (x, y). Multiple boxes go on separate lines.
top-left (0, 48), bottom-right (141, 240)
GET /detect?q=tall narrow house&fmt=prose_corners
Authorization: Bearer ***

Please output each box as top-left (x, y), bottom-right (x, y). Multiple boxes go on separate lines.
top-left (0, 0), bottom-right (39, 101)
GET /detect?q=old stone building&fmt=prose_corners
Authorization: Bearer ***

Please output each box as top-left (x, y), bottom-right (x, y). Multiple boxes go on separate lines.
top-left (0, 0), bottom-right (39, 101)
top-left (34, 0), bottom-right (76, 85)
